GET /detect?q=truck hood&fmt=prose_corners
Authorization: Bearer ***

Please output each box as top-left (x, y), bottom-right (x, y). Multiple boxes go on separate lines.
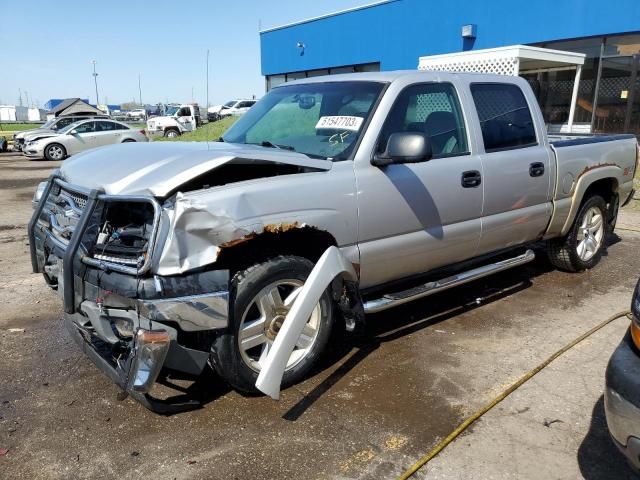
top-left (59, 141), bottom-right (332, 197)
top-left (19, 128), bottom-right (55, 140)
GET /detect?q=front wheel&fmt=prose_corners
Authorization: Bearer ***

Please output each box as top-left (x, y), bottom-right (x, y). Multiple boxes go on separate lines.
top-left (164, 129), bottom-right (180, 138)
top-left (547, 195), bottom-right (607, 272)
top-left (211, 256), bottom-right (334, 393)
top-left (44, 143), bottom-right (66, 161)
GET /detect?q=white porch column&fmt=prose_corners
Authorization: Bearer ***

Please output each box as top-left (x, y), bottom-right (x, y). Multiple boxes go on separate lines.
top-left (567, 64), bottom-right (583, 133)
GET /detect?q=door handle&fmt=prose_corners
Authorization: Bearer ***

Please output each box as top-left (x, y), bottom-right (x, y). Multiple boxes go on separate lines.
top-left (529, 162), bottom-right (545, 177)
top-left (461, 170), bottom-right (482, 188)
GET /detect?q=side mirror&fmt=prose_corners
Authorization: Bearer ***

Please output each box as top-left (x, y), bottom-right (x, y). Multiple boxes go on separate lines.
top-left (372, 132), bottom-right (432, 167)
top-left (69, 129), bottom-right (78, 135)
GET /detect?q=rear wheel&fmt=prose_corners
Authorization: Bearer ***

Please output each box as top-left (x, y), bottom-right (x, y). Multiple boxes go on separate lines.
top-left (547, 195), bottom-right (607, 272)
top-left (44, 143), bottom-right (66, 161)
top-left (211, 256), bottom-right (334, 393)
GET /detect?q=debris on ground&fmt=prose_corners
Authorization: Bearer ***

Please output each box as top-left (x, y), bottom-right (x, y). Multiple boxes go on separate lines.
top-left (543, 418), bottom-right (564, 427)
top-left (7, 328), bottom-right (24, 333)
top-left (0, 448), bottom-right (8, 456)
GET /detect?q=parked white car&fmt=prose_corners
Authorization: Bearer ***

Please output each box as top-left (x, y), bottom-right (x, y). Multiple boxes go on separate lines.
top-left (126, 109), bottom-right (147, 120)
top-left (208, 99), bottom-right (256, 120)
top-left (23, 119), bottom-right (148, 161)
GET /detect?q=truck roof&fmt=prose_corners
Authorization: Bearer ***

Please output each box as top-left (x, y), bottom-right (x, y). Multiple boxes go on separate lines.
top-left (281, 69), bottom-right (520, 86)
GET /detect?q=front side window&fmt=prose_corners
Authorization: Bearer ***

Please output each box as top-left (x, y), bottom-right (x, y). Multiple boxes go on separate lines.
top-left (378, 83), bottom-right (469, 157)
top-left (70, 121), bottom-right (96, 134)
top-left (223, 81), bottom-right (385, 160)
top-left (470, 83), bottom-right (537, 152)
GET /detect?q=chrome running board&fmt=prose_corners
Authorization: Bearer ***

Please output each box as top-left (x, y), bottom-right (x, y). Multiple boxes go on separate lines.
top-left (363, 249), bottom-right (535, 313)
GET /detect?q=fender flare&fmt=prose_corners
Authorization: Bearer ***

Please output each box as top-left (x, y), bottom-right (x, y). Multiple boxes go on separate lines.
top-left (255, 246), bottom-right (358, 399)
top-left (560, 165), bottom-right (621, 236)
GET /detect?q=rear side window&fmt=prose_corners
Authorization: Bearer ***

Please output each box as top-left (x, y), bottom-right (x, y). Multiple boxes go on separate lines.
top-left (470, 83), bottom-right (537, 152)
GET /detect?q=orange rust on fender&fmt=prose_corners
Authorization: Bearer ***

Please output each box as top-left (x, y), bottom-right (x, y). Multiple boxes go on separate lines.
top-left (263, 221), bottom-right (301, 234)
top-left (576, 162), bottom-right (618, 181)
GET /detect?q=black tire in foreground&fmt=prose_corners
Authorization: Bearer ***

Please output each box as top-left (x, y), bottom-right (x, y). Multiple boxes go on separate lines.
top-left (211, 255), bottom-right (335, 393)
top-left (547, 195), bottom-right (608, 272)
top-left (44, 143), bottom-right (67, 161)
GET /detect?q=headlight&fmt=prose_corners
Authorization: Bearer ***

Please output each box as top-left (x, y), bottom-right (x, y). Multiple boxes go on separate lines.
top-left (32, 181), bottom-right (47, 207)
top-left (631, 279), bottom-right (640, 349)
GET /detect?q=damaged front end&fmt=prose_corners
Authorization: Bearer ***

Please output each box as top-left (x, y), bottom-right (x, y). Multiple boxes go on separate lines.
top-left (28, 176), bottom-right (230, 413)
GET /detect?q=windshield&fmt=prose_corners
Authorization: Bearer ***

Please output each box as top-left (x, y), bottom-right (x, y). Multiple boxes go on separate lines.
top-left (164, 106), bottom-right (179, 116)
top-left (222, 81), bottom-right (385, 160)
top-left (223, 101), bottom-right (236, 108)
top-left (41, 119), bottom-right (56, 129)
top-left (58, 121), bottom-right (84, 134)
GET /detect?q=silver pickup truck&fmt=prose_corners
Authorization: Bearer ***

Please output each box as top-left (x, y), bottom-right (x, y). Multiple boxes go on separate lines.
top-left (29, 71), bottom-right (638, 410)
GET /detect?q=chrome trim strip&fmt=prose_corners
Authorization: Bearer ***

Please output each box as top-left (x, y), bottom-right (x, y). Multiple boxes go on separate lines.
top-left (363, 249), bottom-right (536, 313)
top-left (138, 291), bottom-right (229, 331)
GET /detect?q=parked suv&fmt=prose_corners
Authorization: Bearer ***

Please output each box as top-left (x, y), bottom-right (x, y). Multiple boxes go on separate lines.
top-left (15, 115), bottom-right (109, 151)
top-left (208, 99), bottom-right (256, 121)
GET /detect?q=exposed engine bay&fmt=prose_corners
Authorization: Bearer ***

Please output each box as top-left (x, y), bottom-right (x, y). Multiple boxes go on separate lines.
top-left (91, 202), bottom-right (155, 268)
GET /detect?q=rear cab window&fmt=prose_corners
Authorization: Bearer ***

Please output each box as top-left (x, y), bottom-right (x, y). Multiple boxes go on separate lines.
top-left (470, 83), bottom-right (537, 152)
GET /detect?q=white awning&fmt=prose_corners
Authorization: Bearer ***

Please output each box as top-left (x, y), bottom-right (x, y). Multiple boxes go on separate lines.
top-left (418, 45), bottom-right (587, 132)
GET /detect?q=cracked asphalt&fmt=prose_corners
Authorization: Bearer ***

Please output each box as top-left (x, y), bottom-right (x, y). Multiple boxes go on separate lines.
top-left (0, 151), bottom-right (639, 479)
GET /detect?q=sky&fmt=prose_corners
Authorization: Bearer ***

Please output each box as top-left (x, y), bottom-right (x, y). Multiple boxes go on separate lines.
top-left (0, 0), bottom-right (368, 108)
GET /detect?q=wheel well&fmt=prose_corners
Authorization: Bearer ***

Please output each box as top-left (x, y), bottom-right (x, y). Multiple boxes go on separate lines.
top-left (215, 226), bottom-right (338, 275)
top-left (582, 177), bottom-right (618, 209)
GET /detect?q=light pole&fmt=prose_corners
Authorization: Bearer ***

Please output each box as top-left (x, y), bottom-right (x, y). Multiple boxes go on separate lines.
top-left (138, 74), bottom-right (142, 106)
top-left (91, 60), bottom-right (100, 106)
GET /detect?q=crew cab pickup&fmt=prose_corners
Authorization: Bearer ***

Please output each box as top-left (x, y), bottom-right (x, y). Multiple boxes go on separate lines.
top-left (29, 71), bottom-right (638, 410)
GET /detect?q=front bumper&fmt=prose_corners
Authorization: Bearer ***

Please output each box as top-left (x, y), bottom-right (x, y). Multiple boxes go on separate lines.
top-left (24, 143), bottom-right (45, 158)
top-left (605, 332), bottom-right (640, 472)
top-left (28, 176), bottom-right (230, 412)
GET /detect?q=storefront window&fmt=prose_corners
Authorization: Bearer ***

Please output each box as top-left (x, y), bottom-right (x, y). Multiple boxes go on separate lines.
top-left (531, 37), bottom-right (602, 126)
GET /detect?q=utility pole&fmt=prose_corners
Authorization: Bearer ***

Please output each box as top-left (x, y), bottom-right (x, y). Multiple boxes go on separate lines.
top-left (91, 60), bottom-right (100, 106)
top-left (25, 91), bottom-right (30, 108)
top-left (206, 49), bottom-right (210, 109)
top-left (138, 74), bottom-right (142, 106)
top-left (18, 89), bottom-right (23, 107)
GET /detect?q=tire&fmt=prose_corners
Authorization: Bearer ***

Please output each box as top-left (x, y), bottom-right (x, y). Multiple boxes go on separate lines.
top-left (44, 143), bottom-right (66, 161)
top-left (547, 195), bottom-right (607, 272)
top-left (122, 139), bottom-right (136, 143)
top-left (164, 128), bottom-right (180, 138)
top-left (211, 255), bottom-right (335, 393)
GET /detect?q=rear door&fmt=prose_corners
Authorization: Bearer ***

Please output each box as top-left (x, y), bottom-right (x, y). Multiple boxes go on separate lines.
top-left (94, 121), bottom-right (119, 146)
top-left (469, 82), bottom-right (554, 254)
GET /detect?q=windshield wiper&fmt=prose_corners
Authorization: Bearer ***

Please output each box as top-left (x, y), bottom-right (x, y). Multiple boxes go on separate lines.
top-left (259, 140), bottom-right (295, 151)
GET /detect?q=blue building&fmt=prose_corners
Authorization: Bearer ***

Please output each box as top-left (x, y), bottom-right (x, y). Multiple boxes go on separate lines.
top-left (260, 0), bottom-right (640, 134)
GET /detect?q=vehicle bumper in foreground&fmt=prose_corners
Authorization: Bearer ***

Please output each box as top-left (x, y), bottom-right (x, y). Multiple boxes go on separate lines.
top-left (605, 332), bottom-right (640, 472)
top-left (28, 176), bottom-right (230, 412)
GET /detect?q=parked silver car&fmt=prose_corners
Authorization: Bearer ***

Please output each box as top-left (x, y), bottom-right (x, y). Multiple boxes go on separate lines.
top-left (14, 115), bottom-right (110, 151)
top-left (24, 119), bottom-right (148, 160)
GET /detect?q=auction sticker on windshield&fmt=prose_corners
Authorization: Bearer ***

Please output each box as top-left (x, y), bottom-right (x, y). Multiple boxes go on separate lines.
top-left (316, 116), bottom-right (364, 132)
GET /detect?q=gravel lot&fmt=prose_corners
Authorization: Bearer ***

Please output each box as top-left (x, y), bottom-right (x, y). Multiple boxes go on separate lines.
top-left (1, 151), bottom-right (639, 479)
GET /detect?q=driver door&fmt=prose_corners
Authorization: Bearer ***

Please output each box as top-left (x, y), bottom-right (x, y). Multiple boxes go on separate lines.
top-left (355, 82), bottom-right (484, 288)
top-left (177, 106), bottom-right (195, 132)
top-left (67, 121), bottom-right (98, 154)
